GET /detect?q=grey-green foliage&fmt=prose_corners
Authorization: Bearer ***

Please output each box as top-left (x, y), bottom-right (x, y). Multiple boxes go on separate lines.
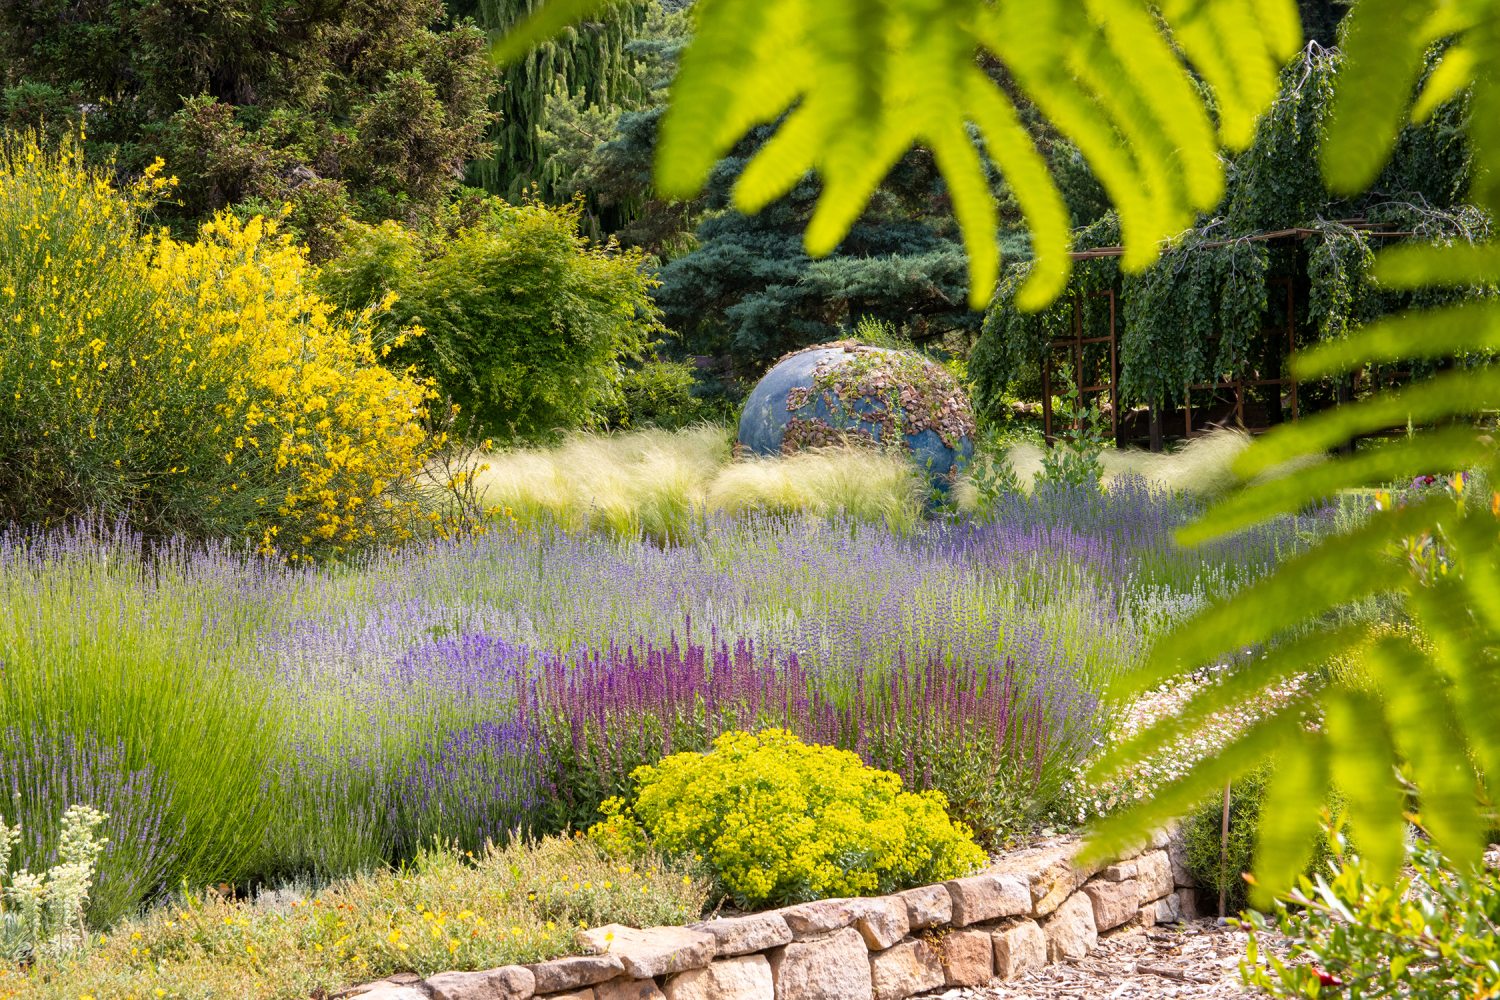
top-left (1, 805), bottom-right (107, 964)
top-left (1038, 367), bottom-right (1108, 490)
top-left (495, 0), bottom-right (1500, 909)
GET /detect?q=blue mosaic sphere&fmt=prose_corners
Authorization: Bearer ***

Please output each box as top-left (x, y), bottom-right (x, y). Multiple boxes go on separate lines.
top-left (737, 342), bottom-right (976, 488)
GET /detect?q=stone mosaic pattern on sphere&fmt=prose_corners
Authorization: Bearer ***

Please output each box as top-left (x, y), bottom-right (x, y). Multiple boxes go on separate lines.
top-left (736, 342), bottom-right (976, 490)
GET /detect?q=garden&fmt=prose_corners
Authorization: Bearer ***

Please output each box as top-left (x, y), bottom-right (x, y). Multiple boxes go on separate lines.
top-left (4, 1), bottom-right (1500, 999)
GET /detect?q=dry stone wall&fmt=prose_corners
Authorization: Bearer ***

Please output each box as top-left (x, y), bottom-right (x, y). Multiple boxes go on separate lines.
top-left (348, 832), bottom-right (1197, 1000)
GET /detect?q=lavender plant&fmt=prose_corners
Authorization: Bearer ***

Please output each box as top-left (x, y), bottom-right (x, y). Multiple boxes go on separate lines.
top-left (0, 478), bottom-right (1315, 926)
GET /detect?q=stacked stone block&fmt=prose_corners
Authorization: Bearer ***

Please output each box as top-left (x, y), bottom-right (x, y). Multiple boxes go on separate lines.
top-left (349, 832), bottom-right (1198, 1000)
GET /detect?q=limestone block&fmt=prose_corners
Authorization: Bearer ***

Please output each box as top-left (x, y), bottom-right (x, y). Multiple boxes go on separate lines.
top-left (941, 928), bottom-right (994, 987)
top-left (528, 955), bottom-right (626, 994)
top-left (852, 896), bottom-right (910, 950)
top-left (1135, 851), bottom-right (1174, 903)
top-left (692, 914), bottom-right (793, 956)
top-left (665, 956), bottom-right (775, 1000)
top-left (1082, 878), bottom-right (1140, 932)
top-left (350, 988), bottom-right (426, 1000)
top-left (868, 938), bottom-right (945, 1000)
top-left (1043, 892), bottom-right (1097, 961)
top-left (426, 965), bottom-right (536, 1000)
top-left (581, 925), bottom-right (716, 979)
top-left (1097, 861), bottom-right (1137, 882)
top-left (991, 920), bottom-right (1046, 981)
top-left (945, 873), bottom-right (1030, 926)
top-left (895, 884), bottom-right (952, 929)
top-left (780, 899), bottom-right (857, 939)
top-left (1152, 893), bottom-right (1182, 924)
top-left (543, 992), bottom-right (595, 1000)
top-left (1166, 835), bottom-right (1194, 888)
top-left (1176, 888), bottom-right (1203, 921)
top-left (768, 927), bottom-right (872, 1000)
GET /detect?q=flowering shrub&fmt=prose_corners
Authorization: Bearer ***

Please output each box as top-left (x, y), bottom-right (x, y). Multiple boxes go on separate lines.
top-left (0, 805), bottom-right (107, 964)
top-left (615, 730), bottom-right (986, 908)
top-left (0, 131), bottom-right (464, 559)
top-left (144, 211), bottom-right (440, 557)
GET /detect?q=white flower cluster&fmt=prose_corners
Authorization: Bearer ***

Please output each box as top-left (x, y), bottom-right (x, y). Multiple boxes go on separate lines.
top-left (1, 804), bottom-right (109, 963)
top-left (1056, 661), bottom-right (1310, 826)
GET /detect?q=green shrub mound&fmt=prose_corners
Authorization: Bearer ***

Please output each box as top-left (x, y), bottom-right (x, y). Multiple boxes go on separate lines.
top-left (319, 202), bottom-right (663, 442)
top-left (598, 730), bottom-right (987, 909)
top-left (1182, 762), bottom-right (1336, 915)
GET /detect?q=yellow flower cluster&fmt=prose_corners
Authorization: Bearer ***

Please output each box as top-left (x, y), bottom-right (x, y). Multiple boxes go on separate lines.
top-left (0, 131), bottom-right (452, 559)
top-left (143, 211), bottom-right (435, 557)
top-left (624, 730), bottom-right (986, 908)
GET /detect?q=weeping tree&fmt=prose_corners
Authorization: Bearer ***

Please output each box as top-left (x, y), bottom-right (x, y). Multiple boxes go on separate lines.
top-left (972, 43), bottom-right (1489, 432)
top-left (454, 0), bottom-right (652, 197)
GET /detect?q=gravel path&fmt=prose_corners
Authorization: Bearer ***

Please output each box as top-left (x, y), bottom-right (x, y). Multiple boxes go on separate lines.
top-left (936, 920), bottom-right (1282, 1000)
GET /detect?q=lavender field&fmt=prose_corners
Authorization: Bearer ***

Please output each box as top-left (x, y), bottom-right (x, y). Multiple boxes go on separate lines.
top-left (0, 480), bottom-right (1313, 926)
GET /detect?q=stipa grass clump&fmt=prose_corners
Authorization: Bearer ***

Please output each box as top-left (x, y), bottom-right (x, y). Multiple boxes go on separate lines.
top-left (598, 730), bottom-right (987, 909)
top-left (967, 428), bottom-right (1253, 503)
top-left (472, 426), bottom-right (928, 538)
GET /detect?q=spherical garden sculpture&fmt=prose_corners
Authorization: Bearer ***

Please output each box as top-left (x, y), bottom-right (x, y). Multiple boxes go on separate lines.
top-left (737, 341), bottom-right (976, 489)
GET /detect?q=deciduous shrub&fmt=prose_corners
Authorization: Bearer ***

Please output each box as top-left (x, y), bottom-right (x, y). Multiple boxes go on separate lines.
top-left (607, 730), bottom-right (986, 909)
top-left (606, 356), bottom-right (703, 430)
top-left (1182, 762), bottom-right (1335, 916)
top-left (320, 201), bottom-right (663, 441)
top-left (0, 132), bottom-right (453, 559)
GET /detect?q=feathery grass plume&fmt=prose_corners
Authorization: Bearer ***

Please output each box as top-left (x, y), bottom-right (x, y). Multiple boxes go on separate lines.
top-left (473, 425), bottom-right (930, 537)
top-left (705, 448), bottom-right (927, 533)
top-left (471, 424), bottom-right (731, 541)
top-left (963, 428), bottom-right (1254, 503)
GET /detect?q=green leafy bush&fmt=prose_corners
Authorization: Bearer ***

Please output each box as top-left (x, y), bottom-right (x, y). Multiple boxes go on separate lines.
top-left (603, 730), bottom-right (986, 909)
top-left (1182, 762), bottom-right (1337, 916)
top-left (607, 356), bottom-right (703, 430)
top-left (1242, 834), bottom-right (1500, 998)
top-left (320, 202), bottom-right (663, 441)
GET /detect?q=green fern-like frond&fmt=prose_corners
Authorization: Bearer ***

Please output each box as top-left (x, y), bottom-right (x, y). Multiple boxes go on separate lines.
top-left (492, 0), bottom-right (1302, 306)
top-left (1086, 0), bottom-right (1500, 906)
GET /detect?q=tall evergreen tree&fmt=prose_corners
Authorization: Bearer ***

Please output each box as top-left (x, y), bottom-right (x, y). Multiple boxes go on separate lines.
top-left (1, 0), bottom-right (495, 251)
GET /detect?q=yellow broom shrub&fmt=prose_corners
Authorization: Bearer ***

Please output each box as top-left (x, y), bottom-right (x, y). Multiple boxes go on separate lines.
top-left (0, 131), bottom-right (451, 558)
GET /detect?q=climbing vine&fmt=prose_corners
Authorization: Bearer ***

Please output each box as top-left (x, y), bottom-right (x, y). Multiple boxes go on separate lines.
top-left (780, 342), bottom-right (975, 456)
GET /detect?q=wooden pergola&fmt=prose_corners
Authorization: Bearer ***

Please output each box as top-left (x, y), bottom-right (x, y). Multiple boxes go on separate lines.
top-left (1041, 224), bottom-right (1416, 451)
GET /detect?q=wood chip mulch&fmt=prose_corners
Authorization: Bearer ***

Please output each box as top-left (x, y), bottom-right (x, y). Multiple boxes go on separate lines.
top-left (937, 920), bottom-right (1286, 999)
